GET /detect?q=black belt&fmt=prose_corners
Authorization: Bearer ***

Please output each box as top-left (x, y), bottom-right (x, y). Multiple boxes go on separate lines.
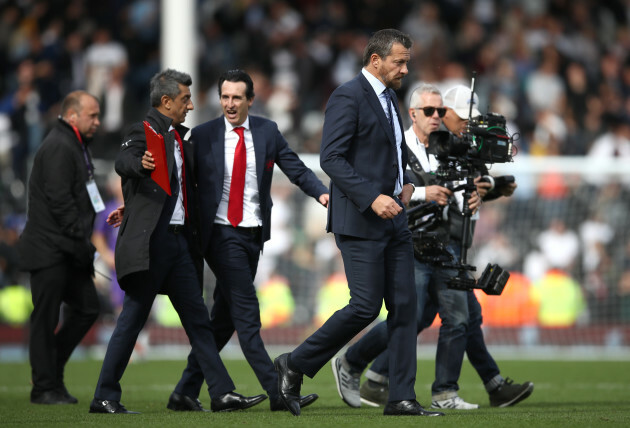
top-left (167, 224), bottom-right (185, 234)
top-left (217, 224), bottom-right (261, 235)
top-left (237, 226), bottom-right (262, 235)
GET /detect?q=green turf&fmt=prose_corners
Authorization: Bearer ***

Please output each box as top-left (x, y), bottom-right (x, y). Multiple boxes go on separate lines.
top-left (1, 358), bottom-right (629, 427)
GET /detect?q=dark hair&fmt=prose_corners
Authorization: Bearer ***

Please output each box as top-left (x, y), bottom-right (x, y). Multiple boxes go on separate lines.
top-left (60, 90), bottom-right (98, 117)
top-left (362, 29), bottom-right (412, 66)
top-left (149, 69), bottom-right (192, 107)
top-left (217, 69), bottom-right (255, 100)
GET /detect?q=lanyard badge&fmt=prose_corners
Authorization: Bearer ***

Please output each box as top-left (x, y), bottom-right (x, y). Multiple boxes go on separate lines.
top-left (71, 124), bottom-right (104, 213)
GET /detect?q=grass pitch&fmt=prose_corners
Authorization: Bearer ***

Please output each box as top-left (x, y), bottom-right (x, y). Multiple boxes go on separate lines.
top-left (1, 357), bottom-right (629, 427)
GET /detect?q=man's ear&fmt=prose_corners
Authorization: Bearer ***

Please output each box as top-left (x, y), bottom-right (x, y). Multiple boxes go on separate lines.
top-left (66, 110), bottom-right (78, 125)
top-left (161, 94), bottom-right (171, 110)
top-left (371, 53), bottom-right (381, 68)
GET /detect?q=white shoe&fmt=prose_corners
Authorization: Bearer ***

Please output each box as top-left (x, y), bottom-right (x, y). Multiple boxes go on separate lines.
top-left (331, 356), bottom-right (361, 408)
top-left (431, 395), bottom-right (479, 410)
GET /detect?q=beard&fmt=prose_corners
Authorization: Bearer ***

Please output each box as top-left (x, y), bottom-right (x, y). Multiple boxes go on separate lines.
top-left (384, 75), bottom-right (403, 90)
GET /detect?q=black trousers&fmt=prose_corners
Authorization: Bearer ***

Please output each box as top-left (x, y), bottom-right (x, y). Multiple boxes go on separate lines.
top-left (291, 211), bottom-right (418, 402)
top-left (29, 259), bottom-right (99, 393)
top-left (93, 225), bottom-right (235, 402)
top-left (173, 224), bottom-right (278, 399)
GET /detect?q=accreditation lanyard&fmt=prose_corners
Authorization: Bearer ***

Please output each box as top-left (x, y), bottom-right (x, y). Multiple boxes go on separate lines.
top-left (71, 125), bottom-right (105, 213)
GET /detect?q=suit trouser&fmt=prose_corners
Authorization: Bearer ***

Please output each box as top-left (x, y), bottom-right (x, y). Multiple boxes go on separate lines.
top-left (290, 212), bottom-right (418, 402)
top-left (29, 260), bottom-right (99, 393)
top-left (346, 258), bottom-right (437, 382)
top-left (361, 247), bottom-right (501, 393)
top-left (174, 224), bottom-right (278, 399)
top-left (94, 226), bottom-right (235, 401)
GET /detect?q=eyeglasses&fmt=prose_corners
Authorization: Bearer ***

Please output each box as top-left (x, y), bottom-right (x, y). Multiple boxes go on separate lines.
top-left (415, 106), bottom-right (447, 118)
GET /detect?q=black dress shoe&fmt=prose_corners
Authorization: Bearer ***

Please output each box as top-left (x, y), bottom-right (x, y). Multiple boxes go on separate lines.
top-left (31, 388), bottom-right (76, 405)
top-left (299, 393), bottom-right (318, 409)
top-left (59, 385), bottom-right (78, 404)
top-left (270, 393), bottom-right (319, 411)
top-left (210, 392), bottom-right (267, 412)
top-left (383, 400), bottom-right (445, 416)
top-left (274, 353), bottom-right (303, 416)
top-left (167, 392), bottom-right (209, 412)
top-left (89, 399), bottom-right (141, 414)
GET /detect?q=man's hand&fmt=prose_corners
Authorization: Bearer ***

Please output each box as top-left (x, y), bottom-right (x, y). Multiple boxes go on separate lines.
top-left (468, 192), bottom-right (481, 214)
top-left (106, 204), bottom-right (125, 228)
top-left (425, 185), bottom-right (453, 206)
top-left (142, 150), bottom-right (155, 171)
top-left (474, 176), bottom-right (492, 199)
top-left (399, 183), bottom-right (414, 205)
top-left (500, 182), bottom-right (517, 196)
top-left (319, 193), bottom-right (329, 208)
top-left (371, 194), bottom-right (402, 219)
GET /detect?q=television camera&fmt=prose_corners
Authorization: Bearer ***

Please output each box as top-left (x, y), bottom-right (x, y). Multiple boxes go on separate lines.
top-left (407, 75), bottom-right (515, 295)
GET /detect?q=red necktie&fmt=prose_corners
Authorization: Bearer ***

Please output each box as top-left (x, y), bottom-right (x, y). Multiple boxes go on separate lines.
top-left (172, 129), bottom-right (188, 220)
top-left (228, 126), bottom-right (246, 227)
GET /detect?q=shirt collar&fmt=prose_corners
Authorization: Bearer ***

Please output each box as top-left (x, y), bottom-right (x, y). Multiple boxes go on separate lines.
top-left (362, 68), bottom-right (388, 97)
top-left (224, 116), bottom-right (250, 132)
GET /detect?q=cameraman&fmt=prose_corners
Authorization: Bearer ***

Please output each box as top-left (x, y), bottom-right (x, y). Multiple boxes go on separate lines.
top-left (424, 85), bottom-right (531, 408)
top-left (333, 84), bottom-right (532, 410)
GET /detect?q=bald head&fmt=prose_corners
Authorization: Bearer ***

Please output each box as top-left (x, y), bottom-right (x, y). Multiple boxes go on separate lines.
top-left (61, 90), bottom-right (101, 139)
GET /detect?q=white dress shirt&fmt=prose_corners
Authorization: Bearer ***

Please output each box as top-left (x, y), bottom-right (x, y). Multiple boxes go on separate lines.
top-left (404, 126), bottom-right (478, 220)
top-left (215, 117), bottom-right (262, 227)
top-left (361, 68), bottom-right (403, 195)
top-left (169, 125), bottom-right (185, 225)
top-left (404, 127), bottom-right (439, 202)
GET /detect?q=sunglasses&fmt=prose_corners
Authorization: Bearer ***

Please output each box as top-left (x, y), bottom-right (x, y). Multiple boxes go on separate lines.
top-left (416, 106), bottom-right (447, 118)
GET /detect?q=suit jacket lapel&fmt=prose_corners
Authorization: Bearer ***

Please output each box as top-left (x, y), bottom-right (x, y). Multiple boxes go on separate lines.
top-left (389, 88), bottom-right (404, 137)
top-left (391, 89), bottom-right (408, 167)
top-left (358, 74), bottom-right (396, 146)
top-left (182, 137), bottom-right (194, 176)
top-left (164, 129), bottom-right (175, 179)
top-left (212, 121), bottom-right (226, 205)
top-left (250, 117), bottom-right (266, 189)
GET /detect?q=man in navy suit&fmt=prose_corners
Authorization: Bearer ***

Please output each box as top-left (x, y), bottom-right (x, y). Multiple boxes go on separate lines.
top-left (274, 29), bottom-right (444, 417)
top-left (168, 69), bottom-right (327, 412)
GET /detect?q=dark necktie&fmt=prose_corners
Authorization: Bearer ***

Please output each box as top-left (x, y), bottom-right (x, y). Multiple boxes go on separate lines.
top-left (383, 89), bottom-right (402, 191)
top-left (228, 126), bottom-right (246, 227)
top-left (172, 129), bottom-right (188, 220)
top-left (383, 89), bottom-right (395, 132)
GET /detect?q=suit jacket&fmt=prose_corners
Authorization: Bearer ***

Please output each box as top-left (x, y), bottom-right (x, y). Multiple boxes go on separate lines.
top-left (320, 72), bottom-right (412, 240)
top-left (17, 118), bottom-right (96, 271)
top-left (193, 115), bottom-right (328, 253)
top-left (114, 107), bottom-right (202, 287)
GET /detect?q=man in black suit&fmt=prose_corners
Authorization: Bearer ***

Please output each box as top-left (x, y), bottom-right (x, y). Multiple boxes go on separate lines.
top-left (274, 29), bottom-right (444, 417)
top-left (89, 69), bottom-right (265, 414)
top-left (17, 90), bottom-right (102, 405)
top-left (168, 69), bottom-right (326, 412)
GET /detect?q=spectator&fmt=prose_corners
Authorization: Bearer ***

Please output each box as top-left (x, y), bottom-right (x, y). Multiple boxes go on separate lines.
top-left (537, 218), bottom-right (580, 272)
top-left (84, 28), bottom-right (128, 100)
top-left (91, 171), bottom-right (124, 318)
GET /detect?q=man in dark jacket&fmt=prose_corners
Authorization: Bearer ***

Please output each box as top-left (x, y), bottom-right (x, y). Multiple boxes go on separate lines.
top-left (17, 90), bottom-right (102, 405)
top-left (275, 29), bottom-right (443, 417)
top-left (89, 69), bottom-right (265, 414)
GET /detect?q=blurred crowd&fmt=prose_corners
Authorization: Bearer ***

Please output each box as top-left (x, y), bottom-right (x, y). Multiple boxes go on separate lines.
top-left (2, 0), bottom-right (630, 331)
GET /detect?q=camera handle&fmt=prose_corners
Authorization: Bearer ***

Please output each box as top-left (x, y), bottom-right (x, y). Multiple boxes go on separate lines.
top-left (451, 172), bottom-right (478, 265)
